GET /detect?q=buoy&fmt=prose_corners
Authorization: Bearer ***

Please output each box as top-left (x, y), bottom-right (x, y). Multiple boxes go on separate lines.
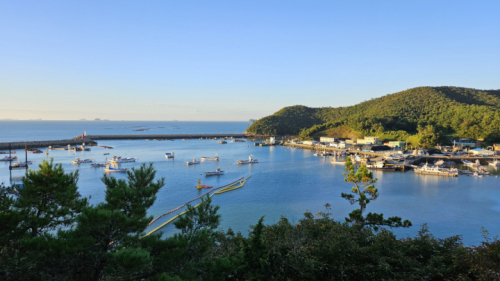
top-left (196, 179), bottom-right (202, 189)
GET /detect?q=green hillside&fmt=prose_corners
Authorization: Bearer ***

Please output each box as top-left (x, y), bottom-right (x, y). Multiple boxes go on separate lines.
top-left (246, 87), bottom-right (500, 143)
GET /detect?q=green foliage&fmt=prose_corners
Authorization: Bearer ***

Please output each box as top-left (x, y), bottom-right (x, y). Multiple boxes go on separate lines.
top-left (247, 86), bottom-right (500, 145)
top-left (2, 159), bottom-right (500, 280)
top-left (15, 158), bottom-right (88, 238)
top-left (342, 157), bottom-right (412, 231)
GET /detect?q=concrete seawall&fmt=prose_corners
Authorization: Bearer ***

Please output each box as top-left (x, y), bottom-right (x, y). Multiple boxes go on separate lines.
top-left (0, 139), bottom-right (98, 150)
top-left (81, 133), bottom-right (247, 140)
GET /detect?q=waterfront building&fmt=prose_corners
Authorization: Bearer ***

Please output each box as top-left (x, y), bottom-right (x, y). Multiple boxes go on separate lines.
top-left (302, 140), bottom-right (317, 145)
top-left (454, 138), bottom-right (478, 148)
top-left (319, 136), bottom-right (338, 143)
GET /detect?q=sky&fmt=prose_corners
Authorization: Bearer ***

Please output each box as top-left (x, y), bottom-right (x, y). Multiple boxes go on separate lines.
top-left (0, 0), bottom-right (499, 121)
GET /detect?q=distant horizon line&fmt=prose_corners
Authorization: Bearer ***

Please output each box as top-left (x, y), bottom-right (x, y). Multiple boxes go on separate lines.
top-left (0, 119), bottom-right (253, 122)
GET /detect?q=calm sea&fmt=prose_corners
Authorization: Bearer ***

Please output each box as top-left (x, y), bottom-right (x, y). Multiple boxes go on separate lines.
top-left (1, 121), bottom-right (499, 245)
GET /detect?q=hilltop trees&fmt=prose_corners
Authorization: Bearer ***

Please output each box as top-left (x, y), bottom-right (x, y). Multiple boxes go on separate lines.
top-left (247, 86), bottom-right (500, 145)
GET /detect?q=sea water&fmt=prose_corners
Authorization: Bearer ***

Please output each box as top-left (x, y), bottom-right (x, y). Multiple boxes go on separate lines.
top-left (1, 121), bottom-right (499, 245)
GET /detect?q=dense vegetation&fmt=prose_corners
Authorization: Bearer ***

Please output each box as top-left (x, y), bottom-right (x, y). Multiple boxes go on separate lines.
top-left (1, 160), bottom-right (500, 280)
top-left (246, 87), bottom-right (500, 146)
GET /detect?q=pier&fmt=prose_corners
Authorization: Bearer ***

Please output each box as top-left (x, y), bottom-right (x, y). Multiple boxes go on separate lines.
top-left (0, 133), bottom-right (248, 150)
top-left (283, 142), bottom-right (499, 165)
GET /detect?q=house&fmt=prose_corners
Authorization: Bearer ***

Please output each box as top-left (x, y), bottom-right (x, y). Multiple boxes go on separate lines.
top-left (364, 136), bottom-right (380, 145)
top-left (319, 136), bottom-right (338, 143)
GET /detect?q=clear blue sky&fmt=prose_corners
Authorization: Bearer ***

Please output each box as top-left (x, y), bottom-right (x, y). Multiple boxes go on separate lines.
top-left (1, 1), bottom-right (499, 121)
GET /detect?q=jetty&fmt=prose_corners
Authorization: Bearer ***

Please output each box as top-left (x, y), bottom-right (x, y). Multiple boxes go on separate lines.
top-left (0, 133), bottom-right (247, 150)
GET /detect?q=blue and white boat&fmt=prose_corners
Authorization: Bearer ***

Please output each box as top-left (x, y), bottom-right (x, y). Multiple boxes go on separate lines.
top-left (462, 160), bottom-right (480, 166)
top-left (488, 159), bottom-right (500, 166)
top-left (109, 156), bottom-right (137, 163)
top-left (0, 155), bottom-right (17, 162)
top-left (201, 153), bottom-right (219, 161)
top-left (104, 165), bottom-right (128, 172)
top-left (165, 152), bottom-right (174, 158)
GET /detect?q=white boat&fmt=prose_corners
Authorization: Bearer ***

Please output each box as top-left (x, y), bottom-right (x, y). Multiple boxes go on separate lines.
top-left (469, 171), bottom-right (484, 177)
top-left (475, 167), bottom-right (489, 175)
top-left (331, 159), bottom-right (347, 165)
top-left (205, 167), bottom-right (225, 176)
top-left (488, 159), bottom-right (500, 166)
top-left (238, 155), bottom-right (258, 164)
top-left (414, 163), bottom-right (458, 177)
top-left (186, 158), bottom-right (200, 165)
top-left (72, 158), bottom-right (94, 164)
top-left (462, 160), bottom-right (480, 166)
top-left (366, 161), bottom-right (395, 171)
top-left (434, 160), bottom-right (445, 166)
top-left (165, 152), bottom-right (175, 158)
top-left (109, 156), bottom-right (137, 163)
top-left (104, 165), bottom-right (128, 172)
top-left (201, 153), bottom-right (219, 161)
top-left (90, 163), bottom-right (106, 168)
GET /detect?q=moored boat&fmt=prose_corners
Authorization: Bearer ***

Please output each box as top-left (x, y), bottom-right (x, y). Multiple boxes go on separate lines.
top-left (201, 153), bottom-right (219, 161)
top-left (72, 158), bottom-right (95, 164)
top-left (165, 152), bottom-right (175, 158)
top-left (104, 165), bottom-right (128, 172)
top-left (109, 156), bottom-right (137, 163)
top-left (219, 141), bottom-right (227, 144)
top-left (238, 155), bottom-right (258, 164)
top-left (366, 160), bottom-right (395, 171)
top-left (205, 167), bottom-right (225, 176)
top-left (414, 163), bottom-right (458, 177)
top-left (488, 159), bottom-right (500, 166)
top-left (186, 158), bottom-right (200, 165)
top-left (0, 155), bottom-right (18, 162)
top-left (462, 160), bottom-right (480, 166)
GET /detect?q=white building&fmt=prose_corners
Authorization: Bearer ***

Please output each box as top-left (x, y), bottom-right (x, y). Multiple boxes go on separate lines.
top-left (319, 136), bottom-right (338, 143)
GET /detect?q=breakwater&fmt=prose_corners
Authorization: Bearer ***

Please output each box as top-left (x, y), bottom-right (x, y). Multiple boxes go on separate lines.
top-left (0, 139), bottom-right (98, 150)
top-left (80, 133), bottom-right (247, 140)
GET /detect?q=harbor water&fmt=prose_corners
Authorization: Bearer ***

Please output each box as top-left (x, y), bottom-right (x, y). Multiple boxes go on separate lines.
top-left (1, 121), bottom-right (499, 245)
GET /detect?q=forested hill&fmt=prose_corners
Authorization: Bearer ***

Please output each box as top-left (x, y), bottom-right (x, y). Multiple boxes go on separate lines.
top-left (246, 86), bottom-right (500, 141)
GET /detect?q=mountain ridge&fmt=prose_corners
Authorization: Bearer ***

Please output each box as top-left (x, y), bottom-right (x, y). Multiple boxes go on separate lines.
top-left (246, 86), bottom-right (500, 143)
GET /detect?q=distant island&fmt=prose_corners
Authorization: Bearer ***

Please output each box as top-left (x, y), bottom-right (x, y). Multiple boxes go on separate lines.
top-left (246, 86), bottom-right (500, 146)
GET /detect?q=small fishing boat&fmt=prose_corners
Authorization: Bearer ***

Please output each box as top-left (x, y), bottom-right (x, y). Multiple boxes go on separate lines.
top-left (462, 160), bottom-right (480, 166)
top-left (103, 153), bottom-right (110, 155)
top-left (488, 159), bottom-right (500, 166)
top-left (186, 158), bottom-right (200, 165)
top-left (434, 159), bottom-right (445, 166)
top-left (98, 146), bottom-right (114, 149)
top-left (366, 161), bottom-right (395, 171)
top-left (238, 155), bottom-right (258, 164)
top-left (475, 167), bottom-right (489, 175)
top-left (90, 163), bottom-right (106, 168)
top-left (109, 156), bottom-right (137, 163)
top-left (219, 141), bottom-right (227, 144)
top-left (331, 159), bottom-right (347, 165)
top-left (414, 163), bottom-right (458, 177)
top-left (165, 152), bottom-right (175, 158)
top-left (0, 155), bottom-right (17, 162)
top-left (201, 153), bottom-right (219, 161)
top-left (10, 161), bottom-right (35, 169)
top-left (72, 158), bottom-right (94, 164)
top-left (104, 165), bottom-right (128, 172)
top-left (205, 167), bottom-right (225, 176)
